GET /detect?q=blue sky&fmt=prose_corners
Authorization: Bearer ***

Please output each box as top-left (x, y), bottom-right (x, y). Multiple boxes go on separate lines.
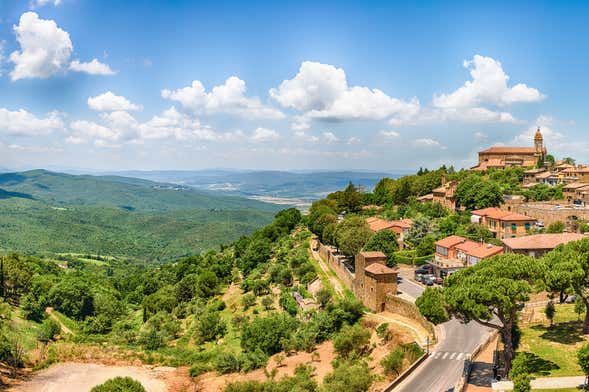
top-left (0, 0), bottom-right (588, 171)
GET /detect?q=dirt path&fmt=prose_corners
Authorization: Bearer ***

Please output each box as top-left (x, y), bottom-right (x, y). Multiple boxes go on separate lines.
top-left (7, 362), bottom-right (172, 392)
top-left (45, 307), bottom-right (74, 336)
top-left (309, 247), bottom-right (345, 297)
top-left (366, 311), bottom-right (431, 346)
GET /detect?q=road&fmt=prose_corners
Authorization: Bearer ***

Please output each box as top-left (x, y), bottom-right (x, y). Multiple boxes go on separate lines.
top-left (395, 272), bottom-right (494, 392)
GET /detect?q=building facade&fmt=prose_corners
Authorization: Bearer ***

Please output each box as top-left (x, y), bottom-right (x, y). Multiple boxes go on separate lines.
top-left (471, 207), bottom-right (537, 239)
top-left (472, 128), bottom-right (546, 171)
top-left (353, 251), bottom-right (397, 312)
top-left (430, 235), bottom-right (503, 277)
top-left (503, 233), bottom-right (586, 258)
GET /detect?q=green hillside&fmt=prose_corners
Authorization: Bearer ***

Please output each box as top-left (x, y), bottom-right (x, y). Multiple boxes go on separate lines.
top-left (0, 170), bottom-right (279, 260)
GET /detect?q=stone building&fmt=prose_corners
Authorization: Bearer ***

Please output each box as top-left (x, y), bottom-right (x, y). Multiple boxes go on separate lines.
top-left (471, 207), bottom-right (537, 239)
top-left (353, 251), bottom-right (397, 312)
top-left (472, 128), bottom-right (546, 170)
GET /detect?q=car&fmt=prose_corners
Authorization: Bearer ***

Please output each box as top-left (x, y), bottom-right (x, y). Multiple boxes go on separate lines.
top-left (424, 276), bottom-right (435, 286)
top-left (434, 277), bottom-right (444, 285)
top-left (415, 274), bottom-right (425, 282)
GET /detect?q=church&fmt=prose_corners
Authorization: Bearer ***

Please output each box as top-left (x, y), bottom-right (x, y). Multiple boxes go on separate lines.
top-left (472, 128), bottom-right (546, 171)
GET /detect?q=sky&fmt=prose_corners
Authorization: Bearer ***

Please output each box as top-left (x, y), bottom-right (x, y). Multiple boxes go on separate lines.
top-left (0, 0), bottom-right (588, 172)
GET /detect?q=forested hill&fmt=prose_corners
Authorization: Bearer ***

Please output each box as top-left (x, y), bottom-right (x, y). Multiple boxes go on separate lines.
top-left (0, 170), bottom-right (280, 261)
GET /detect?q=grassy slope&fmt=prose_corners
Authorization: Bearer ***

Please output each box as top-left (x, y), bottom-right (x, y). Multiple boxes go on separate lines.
top-left (0, 170), bottom-right (279, 260)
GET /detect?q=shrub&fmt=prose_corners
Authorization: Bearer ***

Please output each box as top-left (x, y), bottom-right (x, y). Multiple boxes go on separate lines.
top-left (333, 324), bottom-right (370, 358)
top-left (90, 377), bottom-right (146, 392)
top-left (381, 348), bottom-right (404, 376)
top-left (214, 352), bottom-right (241, 374)
top-left (188, 363), bottom-right (210, 378)
top-left (37, 319), bottom-right (61, 342)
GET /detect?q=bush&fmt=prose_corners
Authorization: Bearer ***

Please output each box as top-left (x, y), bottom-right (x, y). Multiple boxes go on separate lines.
top-left (37, 318), bottom-right (61, 342)
top-left (241, 313), bottom-right (298, 356)
top-left (322, 360), bottom-right (373, 392)
top-left (214, 352), bottom-right (241, 374)
top-left (193, 310), bottom-right (226, 344)
top-left (188, 363), bottom-right (210, 378)
top-left (333, 324), bottom-right (370, 358)
top-left (381, 348), bottom-right (404, 376)
top-left (90, 377), bottom-right (146, 392)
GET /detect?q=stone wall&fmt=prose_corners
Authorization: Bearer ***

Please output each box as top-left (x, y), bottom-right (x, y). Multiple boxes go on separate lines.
top-left (511, 203), bottom-right (589, 227)
top-left (317, 242), bottom-right (355, 289)
top-left (384, 293), bottom-right (434, 335)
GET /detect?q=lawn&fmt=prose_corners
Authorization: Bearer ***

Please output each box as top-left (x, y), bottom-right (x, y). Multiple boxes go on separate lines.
top-left (518, 303), bottom-right (589, 377)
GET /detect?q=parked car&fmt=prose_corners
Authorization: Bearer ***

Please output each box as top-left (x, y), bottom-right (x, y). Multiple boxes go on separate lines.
top-left (434, 277), bottom-right (444, 285)
top-left (424, 275), bottom-right (435, 286)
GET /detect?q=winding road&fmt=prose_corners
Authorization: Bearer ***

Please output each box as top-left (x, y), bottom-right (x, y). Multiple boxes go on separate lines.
top-left (394, 270), bottom-right (493, 392)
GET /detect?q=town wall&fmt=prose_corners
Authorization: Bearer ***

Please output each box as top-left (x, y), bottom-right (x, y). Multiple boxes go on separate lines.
top-left (384, 293), bottom-right (434, 335)
top-left (317, 242), bottom-right (355, 289)
top-left (511, 203), bottom-right (589, 227)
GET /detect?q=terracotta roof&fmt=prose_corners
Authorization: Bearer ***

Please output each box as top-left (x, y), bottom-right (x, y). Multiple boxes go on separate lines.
top-left (359, 251), bottom-right (387, 259)
top-left (417, 193), bottom-right (434, 201)
top-left (479, 146), bottom-right (539, 154)
top-left (454, 241), bottom-right (503, 259)
top-left (392, 218), bottom-right (413, 229)
top-left (471, 207), bottom-right (536, 222)
top-left (365, 217), bottom-right (395, 232)
top-left (524, 168), bottom-right (547, 174)
top-left (503, 233), bottom-right (587, 250)
top-left (563, 182), bottom-right (589, 190)
top-left (364, 263), bottom-right (397, 275)
top-left (435, 235), bottom-right (467, 249)
top-left (536, 171), bottom-right (556, 179)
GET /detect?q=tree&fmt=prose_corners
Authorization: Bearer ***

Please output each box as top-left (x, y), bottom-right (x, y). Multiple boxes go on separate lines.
top-left (315, 288), bottom-right (332, 308)
top-left (576, 296), bottom-right (585, 321)
top-left (563, 157), bottom-right (576, 165)
top-left (36, 319), bottom-right (61, 343)
top-left (332, 324), bottom-right (370, 358)
top-left (239, 238), bottom-right (272, 274)
top-left (443, 254), bottom-right (540, 374)
top-left (91, 377), bottom-right (146, 392)
top-left (48, 277), bottom-right (95, 320)
top-left (416, 235), bottom-right (436, 257)
top-left (416, 287), bottom-right (449, 325)
top-left (261, 296), bottom-right (273, 310)
top-left (545, 301), bottom-right (555, 327)
top-left (193, 310), bottom-right (226, 344)
top-left (328, 182), bottom-right (363, 213)
top-left (321, 360), bottom-right (373, 392)
top-left (381, 348), bottom-right (404, 376)
top-left (405, 216), bottom-right (435, 246)
top-left (241, 313), bottom-right (298, 355)
top-left (455, 175), bottom-right (503, 210)
top-left (335, 216), bottom-right (373, 257)
top-left (362, 230), bottom-right (399, 263)
top-left (542, 238), bottom-right (589, 333)
top-left (547, 221), bottom-right (565, 234)
top-left (578, 343), bottom-right (589, 390)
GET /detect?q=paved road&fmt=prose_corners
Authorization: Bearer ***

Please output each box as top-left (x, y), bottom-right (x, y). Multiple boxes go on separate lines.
top-left (395, 272), bottom-right (494, 392)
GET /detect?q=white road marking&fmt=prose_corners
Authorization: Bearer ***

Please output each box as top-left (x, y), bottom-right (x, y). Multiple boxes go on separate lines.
top-left (442, 352), bottom-right (449, 359)
top-left (434, 352), bottom-right (442, 359)
top-left (456, 353), bottom-right (464, 360)
top-left (449, 352), bottom-right (456, 360)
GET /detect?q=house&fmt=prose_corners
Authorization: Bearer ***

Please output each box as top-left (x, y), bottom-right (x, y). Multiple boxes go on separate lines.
top-left (472, 128), bottom-right (546, 170)
top-left (558, 166), bottom-right (589, 184)
top-left (365, 217), bottom-right (413, 243)
top-left (502, 233), bottom-right (587, 258)
top-left (563, 182), bottom-right (589, 204)
top-left (471, 207), bottom-right (537, 239)
top-left (353, 251), bottom-right (398, 312)
top-left (431, 179), bottom-right (458, 210)
top-left (523, 168), bottom-right (547, 184)
top-left (429, 235), bottom-right (503, 277)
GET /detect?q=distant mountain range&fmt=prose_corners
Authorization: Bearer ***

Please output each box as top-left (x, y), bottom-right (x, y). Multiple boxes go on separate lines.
top-left (0, 170), bottom-right (279, 260)
top-left (106, 169), bottom-right (404, 208)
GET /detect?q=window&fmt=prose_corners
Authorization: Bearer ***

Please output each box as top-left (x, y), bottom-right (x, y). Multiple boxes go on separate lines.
top-left (436, 246), bottom-right (448, 256)
top-left (511, 223), bottom-right (517, 232)
top-left (524, 223), bottom-right (530, 231)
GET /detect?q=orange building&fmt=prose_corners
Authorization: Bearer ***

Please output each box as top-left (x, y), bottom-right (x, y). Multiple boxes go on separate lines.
top-left (471, 207), bottom-right (537, 239)
top-left (430, 235), bottom-right (502, 277)
top-left (365, 217), bottom-right (412, 243)
top-left (472, 128), bottom-right (546, 170)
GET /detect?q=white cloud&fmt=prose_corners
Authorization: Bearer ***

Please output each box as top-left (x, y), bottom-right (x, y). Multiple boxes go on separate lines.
top-left (69, 59), bottom-right (115, 75)
top-left (474, 131), bottom-right (488, 141)
top-left (322, 131), bottom-right (339, 143)
top-left (252, 127), bottom-right (280, 142)
top-left (29, 0), bottom-right (62, 9)
top-left (69, 120), bottom-right (120, 145)
top-left (291, 115), bottom-right (311, 131)
top-left (404, 107), bottom-right (518, 125)
top-left (412, 138), bottom-right (447, 149)
top-left (347, 137), bottom-right (360, 145)
top-left (380, 130), bottom-right (400, 138)
top-left (9, 12), bottom-right (113, 81)
top-left (269, 61), bottom-right (420, 122)
top-left (293, 131), bottom-right (319, 143)
top-left (433, 55), bottom-right (544, 108)
top-left (10, 12), bottom-right (72, 80)
top-left (513, 115), bottom-right (564, 146)
top-left (162, 76), bottom-right (284, 119)
top-left (88, 91), bottom-right (142, 112)
top-left (0, 108), bottom-right (64, 136)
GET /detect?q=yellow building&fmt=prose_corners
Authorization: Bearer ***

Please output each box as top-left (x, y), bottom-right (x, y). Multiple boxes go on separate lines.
top-left (472, 128), bottom-right (546, 171)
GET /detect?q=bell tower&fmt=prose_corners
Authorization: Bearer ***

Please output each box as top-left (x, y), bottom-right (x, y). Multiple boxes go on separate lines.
top-left (534, 127), bottom-right (544, 154)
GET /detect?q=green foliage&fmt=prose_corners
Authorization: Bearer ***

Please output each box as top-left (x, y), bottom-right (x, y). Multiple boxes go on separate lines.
top-left (193, 310), bottom-right (226, 344)
top-left (405, 216), bottom-right (435, 246)
top-left (225, 363), bottom-right (317, 392)
top-left (416, 287), bottom-right (449, 325)
top-left (321, 360), bottom-right (373, 392)
top-left (48, 277), bottom-right (95, 320)
top-left (327, 182), bottom-right (363, 213)
top-left (332, 324), bottom-right (371, 358)
top-left (279, 291), bottom-right (298, 316)
top-left (188, 363), bottom-right (210, 378)
top-left (37, 319), bottom-right (61, 342)
top-left (381, 348), bottom-right (404, 375)
top-left (546, 221), bottom-right (565, 234)
top-left (362, 230), bottom-right (399, 263)
top-left (523, 184), bottom-right (563, 202)
top-left (214, 352), bottom-right (241, 374)
top-left (239, 238), bottom-right (272, 274)
top-left (415, 235), bottom-right (436, 257)
top-left (545, 301), bottom-right (556, 326)
top-left (138, 311), bottom-right (180, 350)
top-left (241, 313), bottom-right (298, 355)
top-left (455, 174), bottom-right (503, 210)
top-left (577, 343), bottom-right (589, 376)
top-left (335, 216), bottom-right (373, 256)
top-left (90, 377), bottom-right (146, 392)
top-left (510, 353), bottom-right (534, 392)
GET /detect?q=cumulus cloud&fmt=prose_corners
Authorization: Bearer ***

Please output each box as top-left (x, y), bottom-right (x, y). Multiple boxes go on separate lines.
top-left (0, 108), bottom-right (64, 136)
top-left (162, 76), bottom-right (284, 119)
top-left (347, 137), bottom-right (360, 145)
top-left (513, 115), bottom-right (564, 146)
top-left (69, 59), bottom-right (115, 75)
top-left (322, 131), bottom-right (339, 143)
top-left (269, 61), bottom-right (419, 122)
top-left (433, 55), bottom-right (544, 108)
top-left (252, 127), bottom-right (280, 142)
top-left (9, 12), bottom-right (113, 80)
top-left (88, 91), bottom-right (142, 112)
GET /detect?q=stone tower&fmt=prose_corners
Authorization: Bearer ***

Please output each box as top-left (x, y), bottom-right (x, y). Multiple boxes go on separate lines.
top-left (534, 127), bottom-right (544, 154)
